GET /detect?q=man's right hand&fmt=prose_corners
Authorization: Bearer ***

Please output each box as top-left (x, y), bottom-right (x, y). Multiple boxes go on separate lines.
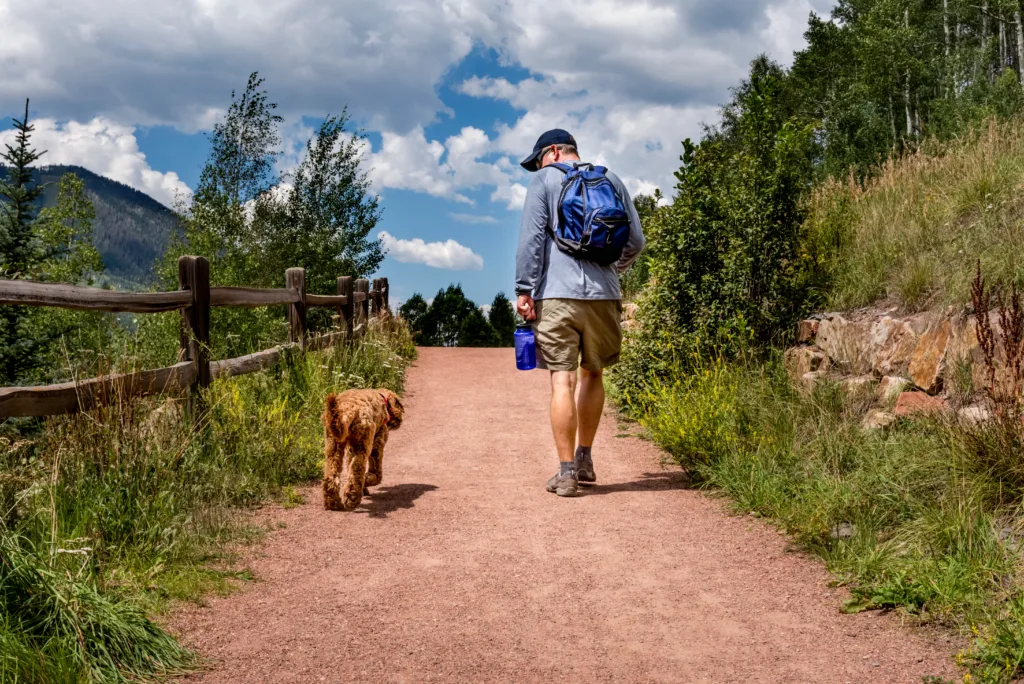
top-left (517, 294), bottom-right (536, 321)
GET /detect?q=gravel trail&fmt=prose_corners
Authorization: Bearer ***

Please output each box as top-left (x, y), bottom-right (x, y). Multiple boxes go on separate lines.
top-left (172, 347), bottom-right (958, 683)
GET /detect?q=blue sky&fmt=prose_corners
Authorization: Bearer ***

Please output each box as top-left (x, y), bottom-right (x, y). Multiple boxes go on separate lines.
top-left (0, 0), bottom-right (835, 308)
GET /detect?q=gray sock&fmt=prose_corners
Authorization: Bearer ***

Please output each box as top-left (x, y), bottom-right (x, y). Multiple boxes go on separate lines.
top-left (575, 445), bottom-right (592, 463)
top-left (559, 461), bottom-right (575, 476)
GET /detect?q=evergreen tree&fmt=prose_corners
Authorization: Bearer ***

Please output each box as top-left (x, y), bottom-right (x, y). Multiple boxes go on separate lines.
top-left (0, 100), bottom-right (45, 383)
top-left (0, 100), bottom-right (44, 276)
top-left (0, 102), bottom-right (105, 384)
top-left (398, 293), bottom-right (429, 344)
top-left (487, 292), bottom-right (515, 346)
top-left (419, 285), bottom-right (476, 347)
top-left (458, 307), bottom-right (500, 347)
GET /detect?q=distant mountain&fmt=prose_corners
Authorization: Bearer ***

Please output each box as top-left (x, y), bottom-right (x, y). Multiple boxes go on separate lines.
top-left (2, 165), bottom-right (182, 283)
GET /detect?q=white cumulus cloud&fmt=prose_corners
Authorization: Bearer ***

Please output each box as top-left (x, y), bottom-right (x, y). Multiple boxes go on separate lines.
top-left (1, 0), bottom-right (839, 212)
top-left (0, 117), bottom-right (192, 207)
top-left (448, 213), bottom-right (498, 225)
top-left (379, 230), bottom-right (483, 271)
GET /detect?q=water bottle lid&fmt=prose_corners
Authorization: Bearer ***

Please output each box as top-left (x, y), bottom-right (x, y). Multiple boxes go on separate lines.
top-left (516, 323), bottom-right (532, 330)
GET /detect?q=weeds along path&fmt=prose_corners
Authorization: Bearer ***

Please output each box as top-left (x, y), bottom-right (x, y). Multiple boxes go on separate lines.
top-left (171, 348), bottom-right (957, 683)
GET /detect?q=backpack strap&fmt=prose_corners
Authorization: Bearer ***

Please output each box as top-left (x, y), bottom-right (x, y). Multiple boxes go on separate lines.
top-left (549, 162), bottom-right (574, 174)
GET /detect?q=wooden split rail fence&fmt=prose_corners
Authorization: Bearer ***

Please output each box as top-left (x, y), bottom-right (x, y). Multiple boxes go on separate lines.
top-left (0, 256), bottom-right (390, 419)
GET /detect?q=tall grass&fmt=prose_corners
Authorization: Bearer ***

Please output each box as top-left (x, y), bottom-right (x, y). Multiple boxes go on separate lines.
top-left (806, 119), bottom-right (1024, 311)
top-left (0, 319), bottom-right (415, 683)
top-left (617, 357), bottom-right (1024, 682)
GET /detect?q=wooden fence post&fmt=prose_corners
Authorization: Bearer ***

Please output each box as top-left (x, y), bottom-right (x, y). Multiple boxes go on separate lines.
top-left (379, 277), bottom-right (389, 313)
top-left (178, 255), bottom-right (211, 395)
top-left (370, 278), bottom-right (381, 317)
top-left (286, 267), bottom-right (307, 351)
top-left (337, 276), bottom-right (354, 336)
top-left (355, 278), bottom-right (369, 335)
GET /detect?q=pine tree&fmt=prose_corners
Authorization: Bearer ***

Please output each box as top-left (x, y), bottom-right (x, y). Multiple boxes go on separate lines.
top-left (398, 293), bottom-right (429, 344)
top-left (0, 103), bottom-right (104, 384)
top-left (0, 100), bottom-right (45, 384)
top-left (487, 292), bottom-right (515, 347)
top-left (0, 99), bottom-right (44, 275)
top-left (458, 307), bottom-right (500, 347)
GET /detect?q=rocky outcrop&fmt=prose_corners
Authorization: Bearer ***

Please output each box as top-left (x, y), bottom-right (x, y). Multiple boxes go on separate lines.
top-left (908, 320), bottom-right (952, 394)
top-left (784, 308), bottom-right (1008, 423)
top-left (784, 346), bottom-right (828, 384)
top-left (894, 391), bottom-right (950, 417)
top-left (876, 376), bottom-right (911, 404)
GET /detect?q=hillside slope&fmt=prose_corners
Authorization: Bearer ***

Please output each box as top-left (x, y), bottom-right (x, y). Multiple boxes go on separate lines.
top-left (1, 164), bottom-right (182, 282)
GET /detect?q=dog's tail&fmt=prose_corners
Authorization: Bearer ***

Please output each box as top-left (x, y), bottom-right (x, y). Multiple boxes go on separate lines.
top-left (322, 394), bottom-right (349, 443)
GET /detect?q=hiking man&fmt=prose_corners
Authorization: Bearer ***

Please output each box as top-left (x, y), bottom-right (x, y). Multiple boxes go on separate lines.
top-left (514, 129), bottom-right (646, 497)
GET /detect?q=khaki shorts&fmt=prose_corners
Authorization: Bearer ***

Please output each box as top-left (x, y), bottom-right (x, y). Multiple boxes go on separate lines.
top-left (533, 298), bottom-right (623, 372)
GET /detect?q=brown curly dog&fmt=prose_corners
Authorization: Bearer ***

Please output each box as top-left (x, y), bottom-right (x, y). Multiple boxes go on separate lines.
top-left (320, 388), bottom-right (405, 511)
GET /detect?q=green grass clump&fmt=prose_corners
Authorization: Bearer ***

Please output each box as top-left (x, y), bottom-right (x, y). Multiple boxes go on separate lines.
top-left (616, 356), bottom-right (1024, 682)
top-left (806, 120), bottom-right (1024, 311)
top-left (0, 320), bottom-right (415, 683)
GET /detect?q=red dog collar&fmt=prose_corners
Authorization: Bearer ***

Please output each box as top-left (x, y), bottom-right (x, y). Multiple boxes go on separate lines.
top-left (380, 392), bottom-right (395, 426)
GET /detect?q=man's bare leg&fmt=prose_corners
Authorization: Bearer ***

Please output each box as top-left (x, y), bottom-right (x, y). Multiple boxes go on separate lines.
top-left (577, 368), bottom-right (605, 448)
top-left (550, 370), bottom-right (578, 464)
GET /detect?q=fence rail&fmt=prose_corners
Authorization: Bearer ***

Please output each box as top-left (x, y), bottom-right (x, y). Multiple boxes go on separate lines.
top-left (0, 256), bottom-right (389, 419)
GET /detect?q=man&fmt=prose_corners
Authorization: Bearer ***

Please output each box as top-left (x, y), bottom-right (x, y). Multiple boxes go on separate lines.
top-left (515, 129), bottom-right (646, 497)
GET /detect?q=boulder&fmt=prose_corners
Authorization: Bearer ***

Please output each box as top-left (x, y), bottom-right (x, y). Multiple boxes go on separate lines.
top-left (800, 370), bottom-right (828, 392)
top-left (866, 316), bottom-right (920, 375)
top-left (841, 375), bottom-right (876, 396)
top-left (908, 319), bottom-right (952, 394)
top-left (894, 391), bottom-right (950, 418)
top-left (796, 319), bottom-right (819, 344)
top-left (862, 410), bottom-right (896, 430)
top-left (621, 302), bottom-right (640, 332)
top-left (876, 376), bottom-right (911, 404)
top-left (958, 405), bottom-right (993, 425)
top-left (784, 346), bottom-right (828, 384)
top-left (816, 315), bottom-right (865, 372)
top-left (817, 314), bottom-right (918, 376)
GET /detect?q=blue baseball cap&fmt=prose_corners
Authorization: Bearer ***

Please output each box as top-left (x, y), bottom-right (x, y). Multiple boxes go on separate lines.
top-left (520, 129), bottom-right (578, 171)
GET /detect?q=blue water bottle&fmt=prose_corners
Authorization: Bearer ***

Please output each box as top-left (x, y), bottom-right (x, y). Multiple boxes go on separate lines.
top-left (514, 325), bottom-right (537, 371)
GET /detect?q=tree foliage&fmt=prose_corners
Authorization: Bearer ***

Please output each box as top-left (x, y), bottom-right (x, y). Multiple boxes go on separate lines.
top-left (638, 57), bottom-right (820, 360)
top-left (487, 292), bottom-right (515, 346)
top-left (400, 285), bottom-right (507, 348)
top-left (0, 102), bottom-right (105, 385)
top-left (155, 72), bottom-right (384, 360)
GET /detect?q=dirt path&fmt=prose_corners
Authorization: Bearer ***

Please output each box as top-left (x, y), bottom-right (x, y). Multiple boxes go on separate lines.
top-left (172, 347), bottom-right (958, 683)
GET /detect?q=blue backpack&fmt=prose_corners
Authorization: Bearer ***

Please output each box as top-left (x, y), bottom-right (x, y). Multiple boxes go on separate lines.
top-left (549, 162), bottom-right (631, 266)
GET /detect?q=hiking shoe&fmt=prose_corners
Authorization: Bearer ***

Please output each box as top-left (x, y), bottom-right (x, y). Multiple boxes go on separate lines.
top-left (575, 453), bottom-right (596, 484)
top-left (545, 470), bottom-right (580, 497)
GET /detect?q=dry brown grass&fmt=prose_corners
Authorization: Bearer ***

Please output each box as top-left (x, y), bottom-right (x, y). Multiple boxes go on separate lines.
top-left (807, 119), bottom-right (1024, 311)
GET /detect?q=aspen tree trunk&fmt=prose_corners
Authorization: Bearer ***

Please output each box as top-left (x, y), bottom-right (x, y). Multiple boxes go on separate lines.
top-left (984, 2), bottom-right (993, 82)
top-left (944, 0), bottom-right (951, 59)
top-left (1001, 17), bottom-right (1007, 68)
top-left (1017, 9), bottom-right (1024, 83)
top-left (915, 93), bottom-right (921, 140)
top-left (890, 91), bottom-right (897, 146)
top-left (905, 8), bottom-right (913, 140)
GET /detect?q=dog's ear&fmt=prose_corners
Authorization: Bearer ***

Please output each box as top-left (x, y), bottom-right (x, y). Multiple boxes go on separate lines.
top-left (384, 390), bottom-right (404, 426)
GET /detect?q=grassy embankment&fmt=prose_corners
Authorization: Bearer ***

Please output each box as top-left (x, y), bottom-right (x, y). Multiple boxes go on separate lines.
top-left (615, 122), bottom-right (1024, 683)
top-left (0, 319), bottom-right (415, 683)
